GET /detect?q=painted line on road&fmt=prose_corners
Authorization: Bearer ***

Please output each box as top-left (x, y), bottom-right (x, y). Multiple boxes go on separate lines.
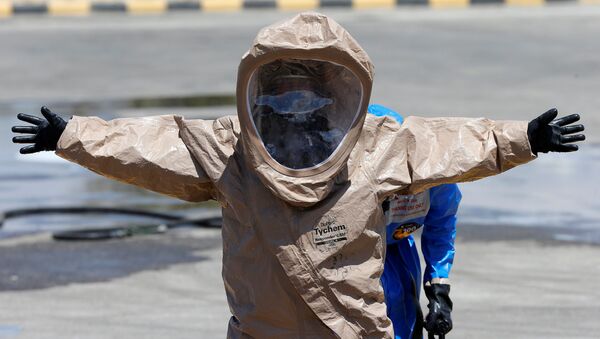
top-left (202, 0), bottom-right (242, 11)
top-left (167, 0), bottom-right (200, 10)
top-left (13, 2), bottom-right (47, 14)
top-left (353, 0), bottom-right (394, 9)
top-left (277, 0), bottom-right (319, 10)
top-left (0, 0), bottom-right (12, 16)
top-left (127, 0), bottom-right (168, 13)
top-left (429, 0), bottom-right (469, 8)
top-left (48, 0), bottom-right (90, 15)
top-left (0, 0), bottom-right (595, 17)
top-left (91, 2), bottom-right (127, 12)
top-left (505, 0), bottom-right (544, 6)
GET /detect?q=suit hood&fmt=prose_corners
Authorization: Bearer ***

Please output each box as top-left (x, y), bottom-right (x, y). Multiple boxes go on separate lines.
top-left (236, 12), bottom-right (374, 207)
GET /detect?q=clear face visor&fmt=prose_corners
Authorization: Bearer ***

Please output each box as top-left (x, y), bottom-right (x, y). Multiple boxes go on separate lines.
top-left (247, 59), bottom-right (363, 170)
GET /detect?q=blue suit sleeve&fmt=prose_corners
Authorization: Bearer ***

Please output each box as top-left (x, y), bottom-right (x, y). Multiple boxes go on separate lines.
top-left (421, 184), bottom-right (461, 283)
top-left (368, 104), bottom-right (404, 124)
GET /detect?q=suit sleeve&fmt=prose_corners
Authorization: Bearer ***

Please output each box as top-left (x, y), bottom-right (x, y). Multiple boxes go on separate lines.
top-left (371, 116), bottom-right (537, 198)
top-left (421, 184), bottom-right (461, 283)
top-left (55, 115), bottom-right (216, 202)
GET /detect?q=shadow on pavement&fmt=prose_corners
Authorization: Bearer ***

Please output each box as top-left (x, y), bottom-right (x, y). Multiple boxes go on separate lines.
top-left (0, 231), bottom-right (220, 291)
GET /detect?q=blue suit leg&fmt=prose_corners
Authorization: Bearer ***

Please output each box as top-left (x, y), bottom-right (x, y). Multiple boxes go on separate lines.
top-left (382, 236), bottom-right (422, 339)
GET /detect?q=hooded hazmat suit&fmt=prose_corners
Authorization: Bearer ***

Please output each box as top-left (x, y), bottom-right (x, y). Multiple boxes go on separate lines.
top-left (54, 13), bottom-right (536, 338)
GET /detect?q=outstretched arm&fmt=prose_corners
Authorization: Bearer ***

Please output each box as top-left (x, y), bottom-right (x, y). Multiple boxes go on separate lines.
top-left (372, 109), bottom-right (584, 197)
top-left (12, 107), bottom-right (215, 202)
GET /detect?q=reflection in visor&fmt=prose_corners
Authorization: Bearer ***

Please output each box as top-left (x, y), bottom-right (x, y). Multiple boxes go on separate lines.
top-left (256, 90), bottom-right (333, 115)
top-left (248, 59), bottom-right (363, 170)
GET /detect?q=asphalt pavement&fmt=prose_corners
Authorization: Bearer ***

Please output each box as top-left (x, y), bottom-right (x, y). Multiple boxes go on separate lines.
top-left (1, 5), bottom-right (599, 339)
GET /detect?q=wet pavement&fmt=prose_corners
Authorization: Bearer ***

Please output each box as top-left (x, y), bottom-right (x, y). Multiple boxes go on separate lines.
top-left (0, 107), bottom-right (226, 238)
top-left (458, 142), bottom-right (600, 244)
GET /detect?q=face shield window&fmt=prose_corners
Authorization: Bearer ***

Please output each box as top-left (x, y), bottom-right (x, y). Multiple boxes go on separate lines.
top-left (247, 59), bottom-right (363, 170)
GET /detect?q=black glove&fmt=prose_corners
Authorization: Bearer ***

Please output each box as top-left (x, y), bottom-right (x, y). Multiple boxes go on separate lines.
top-left (425, 283), bottom-right (453, 336)
top-left (527, 108), bottom-right (585, 155)
top-left (11, 106), bottom-right (67, 154)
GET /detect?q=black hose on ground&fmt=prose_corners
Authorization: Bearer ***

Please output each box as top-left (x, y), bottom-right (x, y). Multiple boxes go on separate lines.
top-left (0, 206), bottom-right (222, 241)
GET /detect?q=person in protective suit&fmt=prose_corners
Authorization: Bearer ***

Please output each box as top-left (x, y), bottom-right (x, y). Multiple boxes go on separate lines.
top-left (11, 13), bottom-right (585, 339)
top-left (370, 104), bottom-right (459, 339)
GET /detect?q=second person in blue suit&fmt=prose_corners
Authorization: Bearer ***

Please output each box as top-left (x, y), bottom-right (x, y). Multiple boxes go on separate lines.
top-left (370, 104), bottom-right (460, 339)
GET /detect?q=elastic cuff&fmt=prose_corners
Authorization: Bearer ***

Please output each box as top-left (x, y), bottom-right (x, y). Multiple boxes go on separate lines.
top-left (428, 277), bottom-right (450, 285)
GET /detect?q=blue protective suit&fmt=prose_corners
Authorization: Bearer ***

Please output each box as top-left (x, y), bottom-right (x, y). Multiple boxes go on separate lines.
top-left (368, 104), bottom-right (462, 339)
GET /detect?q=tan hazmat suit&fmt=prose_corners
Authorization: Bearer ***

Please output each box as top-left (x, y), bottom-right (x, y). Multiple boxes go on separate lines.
top-left (56, 12), bottom-right (536, 339)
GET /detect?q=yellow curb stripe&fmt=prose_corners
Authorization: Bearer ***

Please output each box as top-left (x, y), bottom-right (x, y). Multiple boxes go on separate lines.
top-left (505, 0), bottom-right (544, 6)
top-left (48, 0), bottom-right (91, 15)
top-left (353, 0), bottom-right (395, 9)
top-left (127, 0), bottom-right (167, 13)
top-left (277, 0), bottom-right (318, 10)
top-left (3, 0), bottom-right (600, 17)
top-left (0, 0), bottom-right (12, 16)
top-left (202, 0), bottom-right (242, 11)
top-left (430, 0), bottom-right (469, 8)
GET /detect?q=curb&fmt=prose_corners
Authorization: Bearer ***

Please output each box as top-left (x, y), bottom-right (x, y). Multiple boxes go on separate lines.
top-left (0, 0), bottom-right (595, 16)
